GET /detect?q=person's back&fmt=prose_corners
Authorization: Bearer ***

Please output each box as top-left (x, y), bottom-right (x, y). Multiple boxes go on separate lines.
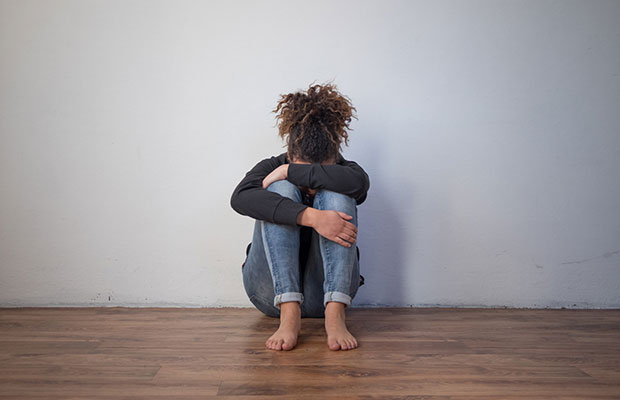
top-left (230, 81), bottom-right (370, 351)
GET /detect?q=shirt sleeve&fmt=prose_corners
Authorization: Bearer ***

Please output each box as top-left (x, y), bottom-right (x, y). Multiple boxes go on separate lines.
top-left (286, 158), bottom-right (371, 205)
top-left (230, 156), bottom-right (309, 226)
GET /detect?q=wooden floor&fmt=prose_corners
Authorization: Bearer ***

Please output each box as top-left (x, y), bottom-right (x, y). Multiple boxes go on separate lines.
top-left (1, 307), bottom-right (619, 399)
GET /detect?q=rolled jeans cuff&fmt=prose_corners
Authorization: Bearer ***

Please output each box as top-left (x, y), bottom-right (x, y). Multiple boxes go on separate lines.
top-left (274, 292), bottom-right (304, 309)
top-left (324, 291), bottom-right (352, 308)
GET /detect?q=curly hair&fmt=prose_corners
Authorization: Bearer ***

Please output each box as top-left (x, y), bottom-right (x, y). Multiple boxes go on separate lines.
top-left (272, 81), bottom-right (358, 163)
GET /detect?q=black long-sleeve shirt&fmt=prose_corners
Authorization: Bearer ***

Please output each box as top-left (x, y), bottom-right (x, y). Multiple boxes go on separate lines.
top-left (231, 152), bottom-right (370, 276)
top-left (230, 152), bottom-right (370, 226)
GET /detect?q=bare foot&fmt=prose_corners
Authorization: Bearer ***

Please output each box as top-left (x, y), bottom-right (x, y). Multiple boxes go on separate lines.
top-left (265, 301), bottom-right (301, 351)
top-left (325, 301), bottom-right (358, 350)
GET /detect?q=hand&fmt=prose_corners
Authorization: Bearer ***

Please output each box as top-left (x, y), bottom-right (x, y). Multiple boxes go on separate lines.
top-left (262, 165), bottom-right (289, 189)
top-left (312, 209), bottom-right (357, 247)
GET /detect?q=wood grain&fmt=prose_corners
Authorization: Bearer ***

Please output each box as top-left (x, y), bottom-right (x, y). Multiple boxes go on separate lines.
top-left (0, 307), bottom-right (619, 399)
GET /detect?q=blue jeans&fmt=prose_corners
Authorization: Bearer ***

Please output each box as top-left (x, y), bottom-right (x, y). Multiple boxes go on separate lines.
top-left (242, 179), bottom-right (361, 318)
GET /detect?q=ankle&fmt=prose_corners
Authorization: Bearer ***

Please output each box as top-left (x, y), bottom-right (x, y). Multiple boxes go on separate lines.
top-left (280, 301), bottom-right (301, 314)
top-left (325, 301), bottom-right (346, 312)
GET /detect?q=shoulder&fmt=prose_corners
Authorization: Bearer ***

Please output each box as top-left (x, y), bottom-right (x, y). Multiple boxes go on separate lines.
top-left (258, 152), bottom-right (286, 165)
top-left (253, 153), bottom-right (286, 168)
top-left (336, 152), bottom-right (347, 164)
top-left (337, 153), bottom-right (362, 167)
top-left (275, 152), bottom-right (287, 163)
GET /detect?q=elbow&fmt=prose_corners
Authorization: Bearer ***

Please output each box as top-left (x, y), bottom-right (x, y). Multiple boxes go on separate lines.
top-left (356, 174), bottom-right (370, 204)
top-left (358, 172), bottom-right (370, 195)
top-left (230, 192), bottom-right (242, 214)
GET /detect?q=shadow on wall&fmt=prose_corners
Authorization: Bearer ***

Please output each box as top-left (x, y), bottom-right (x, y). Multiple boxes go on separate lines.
top-left (353, 132), bottom-right (415, 307)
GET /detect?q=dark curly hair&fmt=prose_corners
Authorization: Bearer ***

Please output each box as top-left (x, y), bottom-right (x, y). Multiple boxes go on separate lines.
top-left (272, 81), bottom-right (358, 163)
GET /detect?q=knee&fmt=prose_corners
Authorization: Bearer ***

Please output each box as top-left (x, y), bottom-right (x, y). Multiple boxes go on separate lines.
top-left (266, 180), bottom-right (301, 201)
top-left (314, 189), bottom-right (357, 213)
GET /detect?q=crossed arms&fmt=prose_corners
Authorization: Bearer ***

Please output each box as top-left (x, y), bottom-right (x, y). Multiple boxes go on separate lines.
top-left (230, 153), bottom-right (370, 227)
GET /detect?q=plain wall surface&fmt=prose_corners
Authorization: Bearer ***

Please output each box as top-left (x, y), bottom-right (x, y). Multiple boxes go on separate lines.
top-left (1, 0), bottom-right (619, 308)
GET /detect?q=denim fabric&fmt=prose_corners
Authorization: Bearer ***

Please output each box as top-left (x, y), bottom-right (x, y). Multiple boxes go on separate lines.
top-left (241, 179), bottom-right (362, 318)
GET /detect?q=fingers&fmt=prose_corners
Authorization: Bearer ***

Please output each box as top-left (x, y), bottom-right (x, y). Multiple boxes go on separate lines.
top-left (345, 221), bottom-right (357, 233)
top-left (334, 236), bottom-right (353, 247)
top-left (339, 214), bottom-right (358, 241)
top-left (343, 227), bottom-right (357, 242)
top-left (334, 212), bottom-right (357, 232)
top-left (338, 234), bottom-right (355, 246)
top-left (329, 229), bottom-right (356, 247)
top-left (337, 226), bottom-right (357, 246)
top-left (337, 211), bottom-right (352, 220)
top-left (323, 210), bottom-right (358, 247)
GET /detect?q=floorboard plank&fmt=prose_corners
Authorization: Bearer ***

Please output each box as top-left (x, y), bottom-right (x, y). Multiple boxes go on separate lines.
top-left (1, 307), bottom-right (619, 398)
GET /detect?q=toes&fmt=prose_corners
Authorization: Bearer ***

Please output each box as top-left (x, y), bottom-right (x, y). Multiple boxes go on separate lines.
top-left (328, 340), bottom-right (340, 350)
top-left (282, 341), bottom-right (294, 350)
top-left (266, 338), bottom-right (282, 350)
top-left (267, 332), bottom-right (300, 351)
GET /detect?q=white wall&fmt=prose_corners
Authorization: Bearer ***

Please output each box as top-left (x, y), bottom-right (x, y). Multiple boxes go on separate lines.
top-left (1, 0), bottom-right (619, 308)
